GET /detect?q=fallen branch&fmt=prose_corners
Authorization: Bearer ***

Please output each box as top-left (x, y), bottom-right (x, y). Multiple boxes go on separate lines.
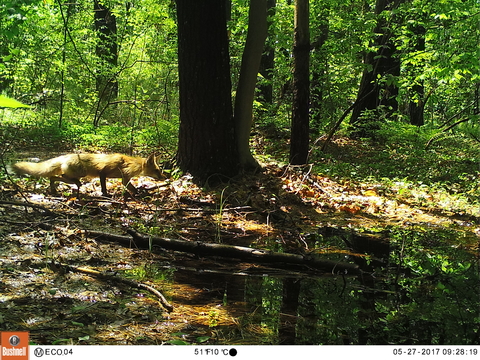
top-left (0, 200), bottom-right (58, 217)
top-left (109, 229), bottom-right (359, 275)
top-left (82, 229), bottom-right (135, 247)
top-left (426, 115), bottom-right (478, 149)
top-left (68, 264), bottom-right (174, 312)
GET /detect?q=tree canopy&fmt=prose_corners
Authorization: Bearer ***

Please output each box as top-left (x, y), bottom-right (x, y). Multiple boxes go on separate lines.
top-left (0, 0), bottom-right (477, 160)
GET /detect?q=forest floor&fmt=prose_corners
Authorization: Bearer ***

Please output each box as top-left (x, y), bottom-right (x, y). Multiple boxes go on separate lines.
top-left (0, 136), bottom-right (479, 344)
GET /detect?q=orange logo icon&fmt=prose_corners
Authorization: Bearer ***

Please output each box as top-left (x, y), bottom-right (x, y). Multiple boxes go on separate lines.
top-left (1, 332), bottom-right (29, 360)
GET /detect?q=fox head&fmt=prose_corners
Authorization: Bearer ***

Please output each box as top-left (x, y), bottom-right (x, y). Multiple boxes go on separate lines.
top-left (144, 153), bottom-right (169, 180)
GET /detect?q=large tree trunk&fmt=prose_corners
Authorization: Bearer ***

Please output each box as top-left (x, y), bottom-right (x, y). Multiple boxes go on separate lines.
top-left (176, 0), bottom-right (239, 182)
top-left (258, 0), bottom-right (276, 108)
top-left (350, 0), bottom-right (404, 134)
top-left (93, 0), bottom-right (118, 105)
top-left (290, 0), bottom-right (310, 165)
top-left (409, 24), bottom-right (426, 126)
top-left (234, 0), bottom-right (268, 170)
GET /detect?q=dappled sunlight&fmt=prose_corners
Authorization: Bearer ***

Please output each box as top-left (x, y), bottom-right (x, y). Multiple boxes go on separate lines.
top-left (1, 151), bottom-right (479, 344)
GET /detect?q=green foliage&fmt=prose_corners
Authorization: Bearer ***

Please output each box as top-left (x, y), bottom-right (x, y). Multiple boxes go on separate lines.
top-left (0, 95), bottom-right (30, 108)
top-left (314, 120), bottom-right (480, 187)
top-left (0, 0), bottom-right (179, 153)
top-left (286, 226), bottom-right (478, 344)
top-left (0, 0), bottom-right (478, 152)
top-left (124, 264), bottom-right (174, 283)
top-left (381, 227), bottom-right (480, 344)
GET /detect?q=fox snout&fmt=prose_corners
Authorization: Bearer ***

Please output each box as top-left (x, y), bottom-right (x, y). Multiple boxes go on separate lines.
top-left (145, 154), bottom-right (170, 181)
top-left (152, 167), bottom-right (169, 181)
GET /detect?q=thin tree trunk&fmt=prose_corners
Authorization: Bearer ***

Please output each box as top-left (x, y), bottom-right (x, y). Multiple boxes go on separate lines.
top-left (234, 0), bottom-right (268, 170)
top-left (290, 0), bottom-right (310, 165)
top-left (310, 4), bottom-right (329, 133)
top-left (57, 0), bottom-right (73, 128)
top-left (258, 0), bottom-right (276, 108)
top-left (409, 25), bottom-right (426, 126)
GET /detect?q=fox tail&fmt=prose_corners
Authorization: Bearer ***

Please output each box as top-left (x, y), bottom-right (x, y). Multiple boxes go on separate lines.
top-left (11, 159), bottom-right (59, 178)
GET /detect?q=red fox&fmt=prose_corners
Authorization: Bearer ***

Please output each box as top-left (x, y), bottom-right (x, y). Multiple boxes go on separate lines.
top-left (12, 153), bottom-right (167, 197)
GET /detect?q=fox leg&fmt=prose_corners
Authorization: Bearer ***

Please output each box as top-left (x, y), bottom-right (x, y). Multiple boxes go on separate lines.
top-left (49, 178), bottom-right (59, 195)
top-left (99, 174), bottom-right (134, 198)
top-left (99, 174), bottom-right (109, 197)
top-left (124, 178), bottom-right (136, 193)
top-left (68, 177), bottom-right (82, 196)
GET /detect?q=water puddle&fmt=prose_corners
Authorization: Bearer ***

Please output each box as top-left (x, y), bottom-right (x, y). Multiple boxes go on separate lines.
top-left (163, 226), bottom-right (479, 345)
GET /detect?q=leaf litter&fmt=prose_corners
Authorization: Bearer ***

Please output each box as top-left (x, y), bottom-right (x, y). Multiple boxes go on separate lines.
top-left (0, 141), bottom-right (479, 344)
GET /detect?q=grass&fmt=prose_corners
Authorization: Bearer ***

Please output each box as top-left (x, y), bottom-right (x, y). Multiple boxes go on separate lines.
top-left (309, 122), bottom-right (480, 206)
top-left (0, 109), bottom-right (178, 154)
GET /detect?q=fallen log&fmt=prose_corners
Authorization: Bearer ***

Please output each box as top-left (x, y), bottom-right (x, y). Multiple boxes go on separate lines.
top-left (111, 229), bottom-right (359, 275)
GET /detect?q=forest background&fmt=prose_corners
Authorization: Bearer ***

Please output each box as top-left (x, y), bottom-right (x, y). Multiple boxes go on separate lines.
top-left (0, 0), bottom-right (479, 175)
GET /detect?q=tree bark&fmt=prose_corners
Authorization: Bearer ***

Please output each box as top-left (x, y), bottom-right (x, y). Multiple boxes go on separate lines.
top-left (234, 0), bottom-right (268, 170)
top-left (290, 0), bottom-right (310, 165)
top-left (176, 0), bottom-right (239, 182)
top-left (93, 0), bottom-right (118, 105)
top-left (310, 4), bottom-right (329, 133)
top-left (350, 0), bottom-right (404, 133)
top-left (123, 229), bottom-right (360, 274)
top-left (258, 0), bottom-right (276, 108)
top-left (80, 228), bottom-right (359, 274)
top-left (409, 25), bottom-right (426, 126)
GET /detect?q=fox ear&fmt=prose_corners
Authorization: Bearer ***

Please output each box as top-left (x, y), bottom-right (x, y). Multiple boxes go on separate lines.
top-left (146, 153), bottom-right (157, 164)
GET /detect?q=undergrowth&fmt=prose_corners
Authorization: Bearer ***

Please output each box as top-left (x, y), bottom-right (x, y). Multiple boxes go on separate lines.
top-left (309, 122), bottom-right (480, 209)
top-left (2, 109), bottom-right (479, 213)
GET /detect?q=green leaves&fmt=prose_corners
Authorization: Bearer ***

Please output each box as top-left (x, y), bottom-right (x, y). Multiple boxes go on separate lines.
top-left (0, 95), bottom-right (30, 108)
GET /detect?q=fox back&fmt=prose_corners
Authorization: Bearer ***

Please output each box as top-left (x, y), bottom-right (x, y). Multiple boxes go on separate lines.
top-left (12, 153), bottom-right (167, 196)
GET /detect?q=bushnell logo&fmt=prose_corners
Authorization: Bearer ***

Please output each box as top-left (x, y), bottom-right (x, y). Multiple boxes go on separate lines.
top-left (9, 335), bottom-right (21, 346)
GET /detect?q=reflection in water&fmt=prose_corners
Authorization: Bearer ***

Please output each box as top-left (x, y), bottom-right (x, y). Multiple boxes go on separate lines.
top-left (174, 228), bottom-right (479, 345)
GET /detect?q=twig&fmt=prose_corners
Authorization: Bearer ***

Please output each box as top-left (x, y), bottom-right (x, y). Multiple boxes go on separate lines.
top-left (0, 200), bottom-right (58, 217)
top-left (68, 265), bottom-right (174, 312)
